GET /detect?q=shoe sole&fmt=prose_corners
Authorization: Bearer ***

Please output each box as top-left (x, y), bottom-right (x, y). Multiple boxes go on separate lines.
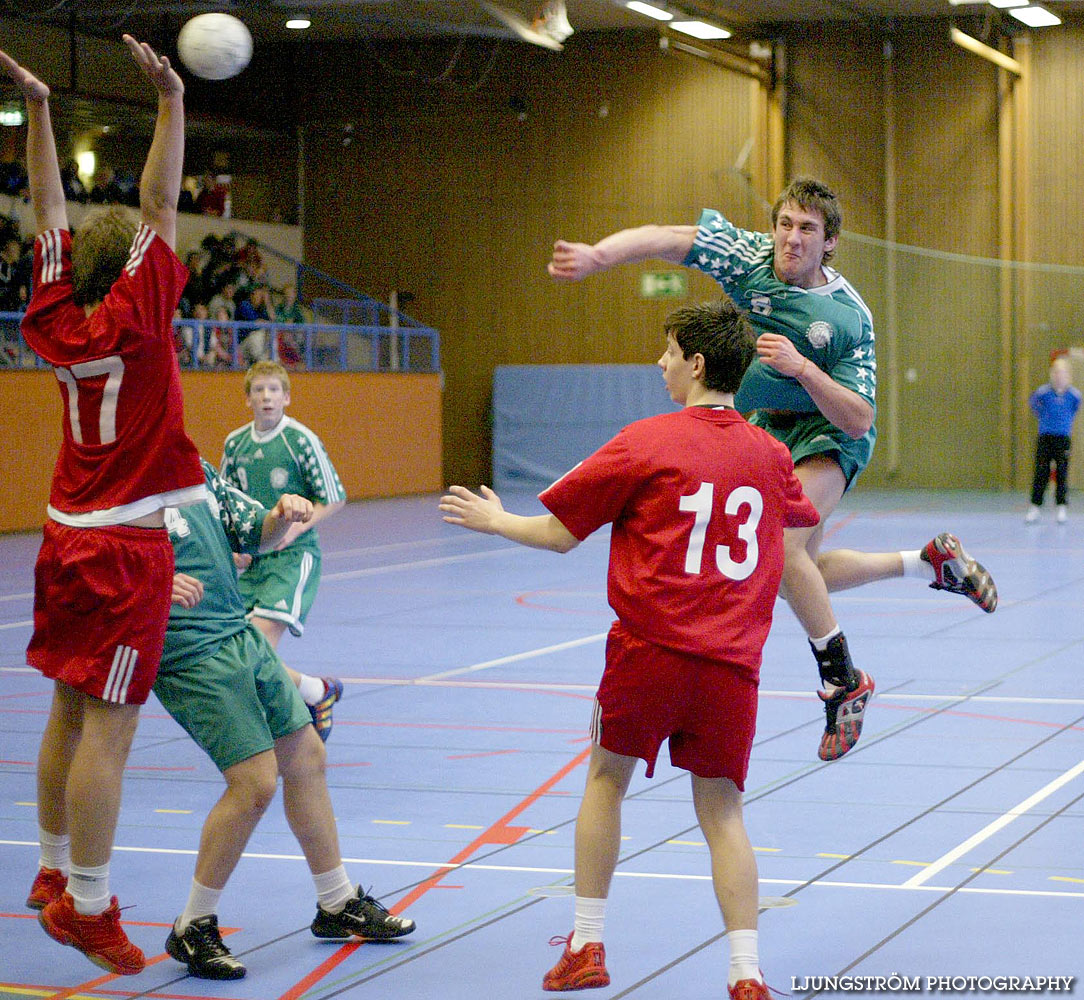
top-left (543, 971), bottom-right (611, 991)
top-left (933, 535), bottom-right (998, 613)
top-left (39, 912), bottom-right (145, 975)
top-left (313, 924), bottom-right (415, 941)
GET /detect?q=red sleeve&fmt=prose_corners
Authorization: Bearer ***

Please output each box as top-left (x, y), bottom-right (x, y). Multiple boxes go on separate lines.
top-left (20, 229), bottom-right (83, 355)
top-left (772, 437), bottom-right (820, 528)
top-left (539, 429), bottom-right (642, 541)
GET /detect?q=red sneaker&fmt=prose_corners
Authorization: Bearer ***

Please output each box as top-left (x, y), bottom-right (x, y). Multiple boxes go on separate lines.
top-left (921, 532), bottom-right (998, 613)
top-left (26, 866), bottom-right (67, 910)
top-left (39, 892), bottom-right (146, 975)
top-left (818, 669), bottom-right (875, 761)
top-left (730, 978), bottom-right (772, 1000)
top-left (542, 933), bottom-right (610, 991)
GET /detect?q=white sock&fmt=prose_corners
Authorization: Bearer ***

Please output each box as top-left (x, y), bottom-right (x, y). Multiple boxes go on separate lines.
top-left (728, 928), bottom-right (761, 987)
top-left (570, 895), bottom-right (607, 952)
top-left (900, 549), bottom-right (934, 581)
top-left (809, 625), bottom-right (841, 652)
top-left (39, 827), bottom-right (70, 873)
top-left (313, 865), bottom-right (354, 913)
top-left (296, 673), bottom-right (325, 705)
top-left (68, 861), bottom-right (110, 915)
top-left (177, 878), bottom-right (223, 932)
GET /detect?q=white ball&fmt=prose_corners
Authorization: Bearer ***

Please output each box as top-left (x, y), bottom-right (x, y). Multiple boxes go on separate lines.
top-left (177, 13), bottom-right (253, 81)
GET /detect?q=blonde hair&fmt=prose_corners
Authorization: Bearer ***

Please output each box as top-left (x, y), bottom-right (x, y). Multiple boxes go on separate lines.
top-left (71, 207), bottom-right (137, 308)
top-left (244, 360), bottom-right (291, 395)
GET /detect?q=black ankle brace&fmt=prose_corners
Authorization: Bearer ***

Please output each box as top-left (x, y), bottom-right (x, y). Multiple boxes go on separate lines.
top-left (809, 633), bottom-right (859, 690)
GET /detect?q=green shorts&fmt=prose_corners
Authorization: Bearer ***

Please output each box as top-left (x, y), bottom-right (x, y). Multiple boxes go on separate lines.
top-left (748, 411), bottom-right (875, 490)
top-left (237, 544), bottom-right (322, 637)
top-left (152, 625), bottom-right (311, 773)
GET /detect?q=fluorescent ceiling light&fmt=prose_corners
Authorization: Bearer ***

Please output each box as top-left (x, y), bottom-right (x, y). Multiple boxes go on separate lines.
top-left (626, 1), bottom-right (673, 19)
top-left (1009, 4), bottom-right (1061, 25)
top-left (285, 18), bottom-right (312, 29)
top-left (989, 0), bottom-right (1029, 7)
top-left (670, 20), bottom-right (731, 39)
top-left (0, 106), bottom-right (25, 127)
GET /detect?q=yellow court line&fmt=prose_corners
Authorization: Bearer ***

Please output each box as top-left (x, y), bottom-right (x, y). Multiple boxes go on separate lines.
top-left (527, 829), bottom-right (557, 835)
top-left (15, 802), bottom-right (35, 807)
top-left (818, 853), bottom-right (852, 859)
top-left (1050, 875), bottom-right (1084, 884)
top-left (970, 867), bottom-right (1012, 875)
top-left (892, 859), bottom-right (931, 867)
top-left (445, 824), bottom-right (484, 830)
top-left (373, 819), bottom-right (411, 826)
top-left (0, 989), bottom-right (99, 999)
top-left (155, 808), bottom-right (192, 814)
top-left (667, 839), bottom-right (706, 846)
top-left (753, 847), bottom-right (781, 853)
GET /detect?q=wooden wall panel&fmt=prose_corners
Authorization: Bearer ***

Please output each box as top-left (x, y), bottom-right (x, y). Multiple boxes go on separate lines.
top-left (299, 32), bottom-right (765, 488)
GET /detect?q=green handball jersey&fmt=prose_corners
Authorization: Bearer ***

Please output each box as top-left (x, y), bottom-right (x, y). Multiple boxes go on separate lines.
top-left (684, 209), bottom-right (877, 482)
top-left (220, 416), bottom-right (344, 555)
top-left (161, 460), bottom-right (268, 671)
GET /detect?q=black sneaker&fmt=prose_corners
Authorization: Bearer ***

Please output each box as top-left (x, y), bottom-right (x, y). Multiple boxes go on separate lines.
top-left (311, 887), bottom-right (415, 941)
top-left (165, 914), bottom-right (246, 980)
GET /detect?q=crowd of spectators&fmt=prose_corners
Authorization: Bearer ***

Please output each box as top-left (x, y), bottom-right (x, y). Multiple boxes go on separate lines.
top-left (0, 202), bottom-right (313, 370)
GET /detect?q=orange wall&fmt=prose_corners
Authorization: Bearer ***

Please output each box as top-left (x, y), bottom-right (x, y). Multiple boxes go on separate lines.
top-left (0, 371), bottom-right (442, 535)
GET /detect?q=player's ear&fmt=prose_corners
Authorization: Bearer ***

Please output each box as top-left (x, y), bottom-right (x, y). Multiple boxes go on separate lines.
top-left (692, 352), bottom-right (707, 381)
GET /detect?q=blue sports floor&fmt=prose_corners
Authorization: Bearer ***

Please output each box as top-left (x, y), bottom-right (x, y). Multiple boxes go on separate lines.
top-left (1, 489), bottom-right (1082, 998)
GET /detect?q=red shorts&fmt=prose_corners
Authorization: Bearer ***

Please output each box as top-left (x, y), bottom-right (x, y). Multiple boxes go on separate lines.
top-left (594, 621), bottom-right (759, 789)
top-left (27, 520), bottom-right (174, 705)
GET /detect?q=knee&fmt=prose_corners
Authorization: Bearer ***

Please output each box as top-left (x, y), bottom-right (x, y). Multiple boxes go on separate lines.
top-left (279, 726), bottom-right (327, 783)
top-left (227, 767), bottom-right (278, 817)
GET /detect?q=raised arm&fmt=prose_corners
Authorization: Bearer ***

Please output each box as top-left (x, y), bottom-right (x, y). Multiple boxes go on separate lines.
top-left (440, 485), bottom-right (579, 553)
top-left (0, 49), bottom-right (65, 234)
top-left (123, 35), bottom-right (184, 248)
top-left (547, 224), bottom-right (698, 282)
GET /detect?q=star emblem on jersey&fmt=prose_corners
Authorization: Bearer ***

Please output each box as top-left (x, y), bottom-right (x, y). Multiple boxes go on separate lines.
top-left (806, 321), bottom-right (832, 348)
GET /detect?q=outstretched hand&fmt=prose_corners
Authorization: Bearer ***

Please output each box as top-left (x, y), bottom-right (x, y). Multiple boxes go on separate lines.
top-left (171, 572), bottom-right (204, 609)
top-left (0, 48), bottom-right (49, 101)
top-left (439, 484), bottom-right (505, 534)
top-left (123, 34), bottom-right (183, 97)
top-left (547, 239), bottom-right (600, 282)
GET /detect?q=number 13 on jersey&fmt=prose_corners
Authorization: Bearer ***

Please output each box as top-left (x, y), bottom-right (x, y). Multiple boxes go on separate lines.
top-left (679, 482), bottom-right (763, 581)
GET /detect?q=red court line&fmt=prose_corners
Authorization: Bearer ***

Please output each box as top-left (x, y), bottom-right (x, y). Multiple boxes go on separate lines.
top-left (823, 511), bottom-right (858, 541)
top-left (275, 745), bottom-right (593, 1000)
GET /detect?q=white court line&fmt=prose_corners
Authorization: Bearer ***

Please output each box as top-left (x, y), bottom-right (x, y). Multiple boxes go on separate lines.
top-left (0, 591), bottom-right (32, 602)
top-left (417, 633), bottom-right (608, 682)
top-left (0, 619), bottom-right (32, 631)
top-left (903, 758), bottom-right (1084, 888)
top-left (322, 546), bottom-right (519, 582)
top-left (2, 840), bottom-right (1080, 900)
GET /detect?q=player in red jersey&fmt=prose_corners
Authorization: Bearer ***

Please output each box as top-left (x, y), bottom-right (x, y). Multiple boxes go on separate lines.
top-left (440, 300), bottom-right (819, 999)
top-left (1, 37), bottom-right (205, 975)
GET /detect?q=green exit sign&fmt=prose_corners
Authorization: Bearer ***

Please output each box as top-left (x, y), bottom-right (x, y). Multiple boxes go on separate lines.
top-left (639, 271), bottom-right (688, 299)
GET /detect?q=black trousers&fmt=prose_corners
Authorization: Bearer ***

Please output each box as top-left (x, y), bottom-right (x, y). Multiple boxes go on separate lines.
top-left (1030, 433), bottom-right (1072, 506)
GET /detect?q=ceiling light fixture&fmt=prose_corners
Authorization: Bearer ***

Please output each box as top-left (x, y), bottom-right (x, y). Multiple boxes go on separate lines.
top-left (285, 18), bottom-right (312, 30)
top-left (670, 19), bottom-right (731, 39)
top-left (626, 1), bottom-right (673, 19)
top-left (1008, 4), bottom-right (1061, 25)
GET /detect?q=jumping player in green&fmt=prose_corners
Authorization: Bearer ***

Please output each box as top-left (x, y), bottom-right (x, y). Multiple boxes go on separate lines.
top-left (547, 177), bottom-right (999, 761)
top-left (156, 461), bottom-right (414, 980)
top-left (220, 360), bottom-right (346, 739)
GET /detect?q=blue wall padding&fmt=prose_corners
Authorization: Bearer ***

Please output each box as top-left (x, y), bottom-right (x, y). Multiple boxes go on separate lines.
top-left (491, 364), bottom-right (678, 493)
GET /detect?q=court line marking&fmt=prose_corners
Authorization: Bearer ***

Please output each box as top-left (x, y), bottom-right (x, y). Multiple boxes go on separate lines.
top-left (321, 546), bottom-right (519, 582)
top-left (3, 839), bottom-right (1079, 900)
top-left (415, 633), bottom-right (608, 682)
top-left (902, 757), bottom-right (1084, 887)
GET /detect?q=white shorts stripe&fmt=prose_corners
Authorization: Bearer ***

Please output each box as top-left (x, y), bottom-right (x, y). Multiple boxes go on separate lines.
top-left (103, 644), bottom-right (138, 703)
top-left (589, 696), bottom-right (602, 745)
top-left (292, 551), bottom-right (315, 621)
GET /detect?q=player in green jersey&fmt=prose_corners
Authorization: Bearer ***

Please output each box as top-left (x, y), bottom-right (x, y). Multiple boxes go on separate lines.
top-left (221, 361), bottom-right (347, 740)
top-left (155, 461), bottom-right (414, 980)
top-left (547, 177), bottom-right (998, 761)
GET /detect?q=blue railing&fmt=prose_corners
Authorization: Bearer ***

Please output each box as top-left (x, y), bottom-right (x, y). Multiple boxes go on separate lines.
top-left (0, 311), bottom-right (440, 373)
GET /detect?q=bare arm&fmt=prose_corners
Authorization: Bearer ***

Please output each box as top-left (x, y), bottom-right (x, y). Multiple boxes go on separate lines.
top-left (755, 333), bottom-right (874, 439)
top-left (439, 485), bottom-right (579, 553)
top-left (0, 49), bottom-right (65, 233)
top-left (259, 493), bottom-right (314, 553)
top-left (124, 35), bottom-right (184, 248)
top-left (270, 498), bottom-right (345, 549)
top-left (547, 225), bottom-right (698, 282)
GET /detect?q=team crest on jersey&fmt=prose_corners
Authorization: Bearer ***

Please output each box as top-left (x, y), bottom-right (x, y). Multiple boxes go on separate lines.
top-left (806, 321), bottom-right (832, 348)
top-left (748, 294), bottom-right (772, 317)
top-left (271, 467), bottom-right (289, 490)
